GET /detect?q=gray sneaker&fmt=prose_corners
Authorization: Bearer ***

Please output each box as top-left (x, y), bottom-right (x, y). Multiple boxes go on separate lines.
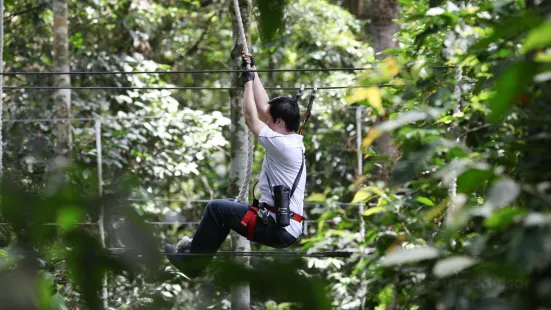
top-left (176, 236), bottom-right (192, 252)
top-left (165, 236), bottom-right (193, 277)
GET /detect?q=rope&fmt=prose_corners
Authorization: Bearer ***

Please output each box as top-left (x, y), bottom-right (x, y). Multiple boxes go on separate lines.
top-left (232, 0), bottom-right (253, 204)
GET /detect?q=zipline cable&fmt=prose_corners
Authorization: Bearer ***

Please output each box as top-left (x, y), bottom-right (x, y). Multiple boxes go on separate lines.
top-left (1, 85), bottom-right (396, 91)
top-left (7, 249), bottom-right (354, 258)
top-left (0, 66), bottom-right (459, 76)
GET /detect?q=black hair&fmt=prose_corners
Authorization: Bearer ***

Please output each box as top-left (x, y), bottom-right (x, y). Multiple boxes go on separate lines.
top-left (267, 96), bottom-right (300, 132)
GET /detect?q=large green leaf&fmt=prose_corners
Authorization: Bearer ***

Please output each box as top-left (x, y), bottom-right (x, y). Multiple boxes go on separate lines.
top-left (457, 168), bottom-right (494, 194)
top-left (484, 207), bottom-right (526, 229)
top-left (522, 21), bottom-right (551, 53)
top-left (488, 61), bottom-right (537, 123)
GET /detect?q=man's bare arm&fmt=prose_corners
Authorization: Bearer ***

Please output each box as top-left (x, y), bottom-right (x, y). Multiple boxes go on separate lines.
top-left (252, 66), bottom-right (270, 119)
top-left (244, 81), bottom-right (264, 136)
top-left (242, 51), bottom-right (269, 120)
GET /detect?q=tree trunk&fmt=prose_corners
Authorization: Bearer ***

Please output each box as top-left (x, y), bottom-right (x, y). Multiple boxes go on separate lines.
top-left (229, 0), bottom-right (252, 309)
top-left (367, 0), bottom-right (400, 185)
top-left (52, 0), bottom-right (71, 156)
top-left (344, 0), bottom-right (364, 17)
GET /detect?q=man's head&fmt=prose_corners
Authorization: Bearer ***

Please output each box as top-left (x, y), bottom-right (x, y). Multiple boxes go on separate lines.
top-left (265, 96), bottom-right (300, 134)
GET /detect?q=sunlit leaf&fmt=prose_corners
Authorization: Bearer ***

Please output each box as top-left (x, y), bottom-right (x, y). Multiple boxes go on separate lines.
top-left (351, 186), bottom-right (384, 203)
top-left (423, 198), bottom-right (450, 221)
top-left (364, 206), bottom-right (386, 217)
top-left (522, 21), bottom-right (551, 54)
top-left (57, 206), bottom-right (85, 232)
top-left (380, 246), bottom-right (440, 266)
top-left (432, 256), bottom-right (477, 278)
top-left (416, 196), bottom-right (435, 207)
top-left (361, 128), bottom-right (382, 149)
top-left (484, 207), bottom-right (526, 229)
top-left (535, 52), bottom-right (551, 62)
top-left (305, 193), bottom-right (326, 203)
top-left (346, 87), bottom-right (384, 115)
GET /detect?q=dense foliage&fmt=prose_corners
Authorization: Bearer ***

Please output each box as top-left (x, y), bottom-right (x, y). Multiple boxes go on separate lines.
top-left (1, 0), bottom-right (551, 309)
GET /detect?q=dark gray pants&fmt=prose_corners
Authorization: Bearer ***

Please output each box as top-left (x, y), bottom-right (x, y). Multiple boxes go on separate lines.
top-left (166, 198), bottom-right (297, 277)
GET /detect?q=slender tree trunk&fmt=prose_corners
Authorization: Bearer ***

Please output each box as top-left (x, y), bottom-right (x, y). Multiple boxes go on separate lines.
top-left (229, 0), bottom-right (252, 309)
top-left (367, 0), bottom-right (400, 185)
top-left (52, 0), bottom-right (71, 156)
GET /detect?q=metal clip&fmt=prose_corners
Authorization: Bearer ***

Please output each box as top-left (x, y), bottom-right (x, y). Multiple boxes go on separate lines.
top-left (295, 84), bottom-right (305, 102)
top-left (257, 207), bottom-right (270, 224)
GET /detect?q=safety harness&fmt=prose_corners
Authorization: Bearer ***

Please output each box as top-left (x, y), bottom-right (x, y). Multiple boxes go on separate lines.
top-left (240, 156), bottom-right (305, 241)
top-left (240, 85), bottom-right (316, 241)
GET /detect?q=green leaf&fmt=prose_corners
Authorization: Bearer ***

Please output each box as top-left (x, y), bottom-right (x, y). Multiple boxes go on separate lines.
top-left (49, 293), bottom-right (69, 310)
top-left (469, 11), bottom-right (542, 54)
top-left (351, 186), bottom-right (384, 203)
top-left (488, 61), bottom-right (536, 123)
top-left (432, 256), bottom-right (477, 278)
top-left (380, 246), bottom-right (440, 266)
top-left (416, 196), bottom-right (435, 207)
top-left (352, 188), bottom-right (372, 203)
top-left (364, 206), bottom-right (386, 217)
top-left (305, 193), bottom-right (326, 203)
top-left (484, 207), bottom-right (526, 229)
top-left (522, 21), bottom-right (551, 53)
top-left (457, 168), bottom-right (494, 193)
top-left (57, 206), bottom-right (85, 232)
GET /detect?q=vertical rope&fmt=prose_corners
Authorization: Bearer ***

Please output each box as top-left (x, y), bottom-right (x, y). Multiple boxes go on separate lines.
top-left (449, 0), bottom-right (465, 202)
top-left (449, 68), bottom-right (462, 199)
top-left (356, 106), bottom-right (367, 309)
top-left (232, 0), bottom-right (253, 204)
top-left (356, 107), bottom-right (365, 237)
top-left (230, 1), bottom-right (253, 309)
top-left (445, 67), bottom-right (462, 225)
top-left (95, 119), bottom-right (108, 308)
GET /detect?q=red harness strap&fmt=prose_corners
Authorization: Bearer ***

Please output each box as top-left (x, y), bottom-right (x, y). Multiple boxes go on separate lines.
top-left (240, 204), bottom-right (304, 241)
top-left (240, 206), bottom-right (260, 241)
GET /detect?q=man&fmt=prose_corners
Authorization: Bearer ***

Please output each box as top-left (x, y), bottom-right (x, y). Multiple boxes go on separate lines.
top-left (165, 51), bottom-right (307, 278)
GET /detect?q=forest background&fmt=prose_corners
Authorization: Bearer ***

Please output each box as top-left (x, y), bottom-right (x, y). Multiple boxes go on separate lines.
top-left (1, 0), bottom-right (551, 309)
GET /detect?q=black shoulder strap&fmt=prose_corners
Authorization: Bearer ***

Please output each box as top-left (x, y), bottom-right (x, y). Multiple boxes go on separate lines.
top-left (290, 152), bottom-right (305, 198)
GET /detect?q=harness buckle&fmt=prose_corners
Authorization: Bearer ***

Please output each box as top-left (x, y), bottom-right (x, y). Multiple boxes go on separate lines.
top-left (257, 207), bottom-right (270, 224)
